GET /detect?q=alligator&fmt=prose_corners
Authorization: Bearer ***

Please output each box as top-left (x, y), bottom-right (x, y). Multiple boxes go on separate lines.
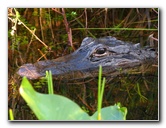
top-left (17, 36), bottom-right (157, 80)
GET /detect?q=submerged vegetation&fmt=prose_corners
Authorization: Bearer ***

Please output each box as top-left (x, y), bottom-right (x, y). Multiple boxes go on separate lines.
top-left (8, 8), bottom-right (158, 120)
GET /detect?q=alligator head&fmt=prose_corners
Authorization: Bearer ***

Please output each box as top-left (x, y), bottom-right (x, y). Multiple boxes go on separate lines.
top-left (17, 36), bottom-right (157, 80)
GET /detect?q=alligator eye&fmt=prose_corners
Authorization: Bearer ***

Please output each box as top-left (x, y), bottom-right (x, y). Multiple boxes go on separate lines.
top-left (94, 48), bottom-right (107, 57)
top-left (96, 48), bottom-right (106, 54)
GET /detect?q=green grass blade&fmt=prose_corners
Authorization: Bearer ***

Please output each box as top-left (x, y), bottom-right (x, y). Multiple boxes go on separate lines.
top-left (9, 109), bottom-right (14, 120)
top-left (97, 65), bottom-right (102, 120)
top-left (46, 71), bottom-right (54, 94)
top-left (100, 77), bottom-right (106, 107)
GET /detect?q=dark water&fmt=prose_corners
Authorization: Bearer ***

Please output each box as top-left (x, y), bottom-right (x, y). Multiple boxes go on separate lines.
top-left (12, 67), bottom-right (158, 120)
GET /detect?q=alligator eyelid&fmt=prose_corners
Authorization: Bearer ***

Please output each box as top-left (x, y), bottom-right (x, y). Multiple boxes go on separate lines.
top-left (94, 52), bottom-right (108, 57)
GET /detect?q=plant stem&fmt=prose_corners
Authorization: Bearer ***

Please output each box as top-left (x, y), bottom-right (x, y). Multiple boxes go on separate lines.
top-left (97, 65), bottom-right (102, 120)
top-left (9, 109), bottom-right (14, 120)
top-left (97, 65), bottom-right (106, 120)
top-left (100, 77), bottom-right (106, 107)
top-left (46, 71), bottom-right (54, 94)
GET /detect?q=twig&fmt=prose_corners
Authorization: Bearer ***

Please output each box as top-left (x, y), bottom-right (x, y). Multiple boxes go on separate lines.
top-left (52, 8), bottom-right (75, 50)
top-left (37, 49), bottom-right (48, 61)
top-left (52, 8), bottom-right (63, 15)
top-left (39, 8), bottom-right (45, 43)
top-left (25, 28), bottom-right (36, 61)
top-left (104, 8), bottom-right (108, 28)
top-left (61, 8), bottom-right (75, 50)
top-left (152, 8), bottom-right (158, 14)
top-left (48, 8), bottom-right (55, 41)
top-left (85, 8), bottom-right (87, 29)
top-left (17, 18), bottom-right (49, 49)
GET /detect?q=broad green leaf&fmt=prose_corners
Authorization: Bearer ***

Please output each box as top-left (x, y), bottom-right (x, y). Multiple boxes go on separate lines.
top-left (19, 77), bottom-right (127, 120)
top-left (19, 77), bottom-right (90, 120)
top-left (91, 103), bottom-right (127, 120)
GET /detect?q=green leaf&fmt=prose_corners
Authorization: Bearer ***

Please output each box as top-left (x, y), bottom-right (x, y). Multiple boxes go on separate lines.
top-left (91, 103), bottom-right (127, 120)
top-left (19, 77), bottom-right (127, 120)
top-left (19, 77), bottom-right (90, 120)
